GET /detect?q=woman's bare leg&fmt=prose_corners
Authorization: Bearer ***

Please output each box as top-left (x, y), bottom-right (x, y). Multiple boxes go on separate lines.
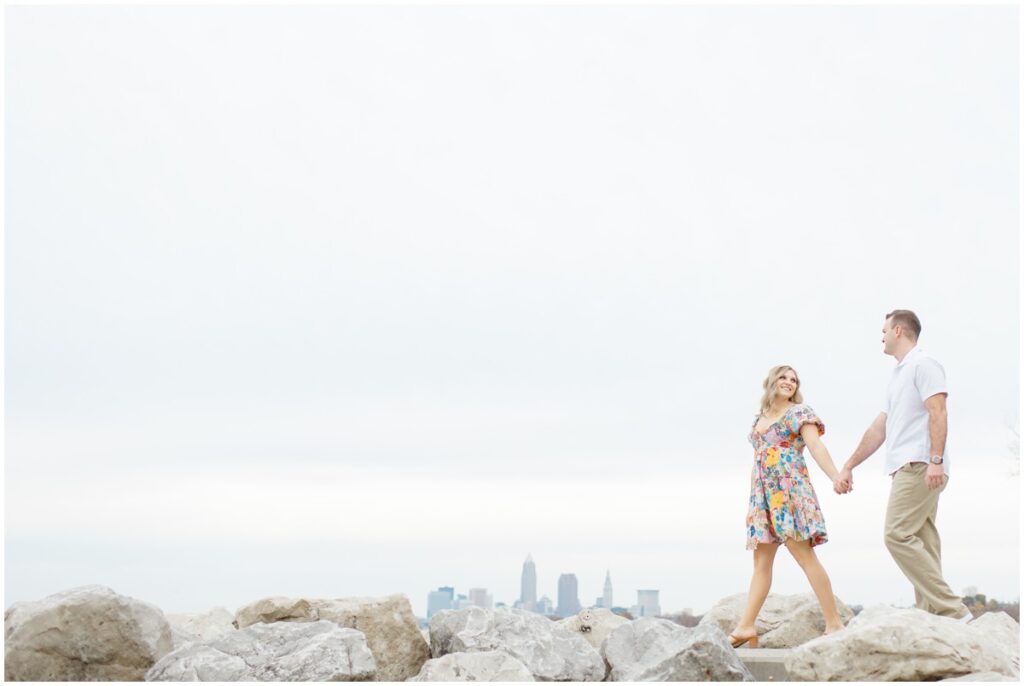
top-left (732, 542), bottom-right (779, 638)
top-left (784, 539), bottom-right (845, 633)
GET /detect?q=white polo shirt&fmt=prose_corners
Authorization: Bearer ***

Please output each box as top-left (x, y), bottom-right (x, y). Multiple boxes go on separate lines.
top-left (884, 346), bottom-right (950, 477)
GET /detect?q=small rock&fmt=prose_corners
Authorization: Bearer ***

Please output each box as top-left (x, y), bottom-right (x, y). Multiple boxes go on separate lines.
top-left (165, 607), bottom-right (235, 649)
top-left (601, 617), bottom-right (754, 681)
top-left (408, 650), bottom-right (535, 681)
top-left (234, 594), bottom-right (429, 682)
top-left (145, 620), bottom-right (375, 681)
top-left (430, 607), bottom-right (605, 681)
top-left (556, 608), bottom-right (630, 650)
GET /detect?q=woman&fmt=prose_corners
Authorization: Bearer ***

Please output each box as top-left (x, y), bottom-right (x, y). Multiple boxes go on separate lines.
top-left (728, 365), bottom-right (846, 648)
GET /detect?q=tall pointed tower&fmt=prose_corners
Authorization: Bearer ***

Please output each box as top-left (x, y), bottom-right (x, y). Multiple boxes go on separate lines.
top-left (603, 569), bottom-right (614, 609)
top-left (520, 554), bottom-right (537, 611)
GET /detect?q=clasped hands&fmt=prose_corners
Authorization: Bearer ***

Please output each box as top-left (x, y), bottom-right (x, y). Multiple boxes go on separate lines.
top-left (832, 468), bottom-right (853, 495)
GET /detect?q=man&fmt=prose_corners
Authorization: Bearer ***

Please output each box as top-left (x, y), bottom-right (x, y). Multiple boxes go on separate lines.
top-left (834, 309), bottom-right (971, 621)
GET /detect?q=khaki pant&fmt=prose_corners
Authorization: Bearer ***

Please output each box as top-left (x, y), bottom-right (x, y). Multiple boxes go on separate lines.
top-left (884, 462), bottom-right (969, 618)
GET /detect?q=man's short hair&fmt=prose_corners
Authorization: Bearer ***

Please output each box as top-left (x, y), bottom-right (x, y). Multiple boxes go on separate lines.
top-left (886, 309), bottom-right (922, 340)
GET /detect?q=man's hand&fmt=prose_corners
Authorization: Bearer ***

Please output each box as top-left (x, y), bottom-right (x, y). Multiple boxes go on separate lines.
top-left (925, 463), bottom-right (945, 490)
top-left (834, 467), bottom-right (853, 494)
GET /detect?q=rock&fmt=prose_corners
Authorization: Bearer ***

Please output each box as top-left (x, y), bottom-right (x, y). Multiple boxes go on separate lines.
top-left (699, 592), bottom-right (854, 648)
top-left (430, 607), bottom-right (605, 681)
top-left (969, 612), bottom-right (1020, 675)
top-left (145, 620), bottom-right (376, 681)
top-left (234, 594), bottom-right (429, 682)
top-left (408, 650), bottom-right (535, 681)
top-left (232, 597), bottom-right (317, 627)
top-left (941, 673), bottom-right (1017, 682)
top-left (785, 605), bottom-right (1018, 681)
top-left (165, 607), bottom-right (235, 650)
top-left (4, 585), bottom-right (173, 682)
top-left (556, 608), bottom-right (630, 650)
top-left (601, 617), bottom-right (753, 681)
top-left (314, 596), bottom-right (430, 682)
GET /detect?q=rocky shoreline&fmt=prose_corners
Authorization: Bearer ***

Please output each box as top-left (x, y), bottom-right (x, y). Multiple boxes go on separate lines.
top-left (4, 585), bottom-right (1019, 681)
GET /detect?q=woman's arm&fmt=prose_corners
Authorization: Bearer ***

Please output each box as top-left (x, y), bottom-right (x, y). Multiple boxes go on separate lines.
top-left (800, 424), bottom-right (840, 482)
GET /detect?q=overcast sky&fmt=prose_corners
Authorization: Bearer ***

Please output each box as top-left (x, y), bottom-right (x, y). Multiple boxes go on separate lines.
top-left (5, 4), bottom-right (1019, 619)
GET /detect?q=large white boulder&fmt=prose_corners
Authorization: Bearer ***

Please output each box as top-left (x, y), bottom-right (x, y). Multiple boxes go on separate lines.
top-left (4, 585), bottom-right (173, 681)
top-left (145, 619), bottom-right (376, 681)
top-left (968, 612), bottom-right (1020, 675)
top-left (408, 650), bottom-right (535, 681)
top-left (785, 605), bottom-right (1018, 681)
top-left (601, 617), bottom-right (754, 681)
top-left (165, 607), bottom-right (235, 650)
top-left (429, 607), bottom-right (606, 681)
top-left (556, 608), bottom-right (630, 650)
top-left (699, 592), bottom-right (854, 648)
top-left (233, 594), bottom-right (429, 681)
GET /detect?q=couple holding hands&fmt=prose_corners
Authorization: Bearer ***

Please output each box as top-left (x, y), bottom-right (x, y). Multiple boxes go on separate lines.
top-left (728, 309), bottom-right (973, 649)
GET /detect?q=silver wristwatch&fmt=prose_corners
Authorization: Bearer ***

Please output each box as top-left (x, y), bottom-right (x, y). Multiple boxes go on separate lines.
top-left (930, 455), bottom-right (944, 465)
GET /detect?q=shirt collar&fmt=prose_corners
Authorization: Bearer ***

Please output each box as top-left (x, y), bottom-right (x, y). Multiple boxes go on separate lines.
top-left (895, 345), bottom-right (922, 369)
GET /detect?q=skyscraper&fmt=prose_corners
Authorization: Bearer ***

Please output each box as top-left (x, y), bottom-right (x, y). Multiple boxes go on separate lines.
top-left (468, 588), bottom-right (493, 609)
top-left (603, 570), bottom-right (613, 610)
top-left (426, 586), bottom-right (455, 619)
top-left (556, 573), bottom-right (582, 617)
top-left (632, 590), bottom-right (661, 618)
top-left (520, 554), bottom-right (537, 612)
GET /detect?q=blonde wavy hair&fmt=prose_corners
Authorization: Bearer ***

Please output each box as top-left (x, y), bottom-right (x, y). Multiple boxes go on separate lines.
top-left (759, 365), bottom-right (803, 416)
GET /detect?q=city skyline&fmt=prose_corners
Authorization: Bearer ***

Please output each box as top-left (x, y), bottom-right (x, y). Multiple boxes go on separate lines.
top-left (426, 554), bottom-right (668, 622)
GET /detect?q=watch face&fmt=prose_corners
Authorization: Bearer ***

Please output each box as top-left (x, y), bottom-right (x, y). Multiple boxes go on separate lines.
top-left (930, 456), bottom-right (943, 464)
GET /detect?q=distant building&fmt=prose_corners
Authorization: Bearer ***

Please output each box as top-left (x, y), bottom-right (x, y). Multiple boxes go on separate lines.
top-left (603, 570), bottom-right (613, 610)
top-left (520, 554), bottom-right (537, 612)
top-left (468, 588), bottom-right (493, 610)
top-left (556, 574), bottom-right (582, 617)
top-left (631, 590), bottom-right (661, 618)
top-left (454, 594), bottom-right (473, 610)
top-left (536, 595), bottom-right (554, 615)
top-left (595, 597), bottom-right (604, 608)
top-left (427, 586), bottom-right (455, 619)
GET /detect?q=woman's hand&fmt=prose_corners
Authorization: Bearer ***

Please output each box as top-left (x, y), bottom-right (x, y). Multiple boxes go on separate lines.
top-left (833, 467), bottom-right (853, 494)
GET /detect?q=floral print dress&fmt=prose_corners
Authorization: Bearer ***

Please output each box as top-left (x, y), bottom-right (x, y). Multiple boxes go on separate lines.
top-left (746, 404), bottom-right (828, 550)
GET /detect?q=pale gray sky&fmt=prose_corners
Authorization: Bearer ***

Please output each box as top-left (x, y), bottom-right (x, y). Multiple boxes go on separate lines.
top-left (5, 4), bottom-right (1019, 618)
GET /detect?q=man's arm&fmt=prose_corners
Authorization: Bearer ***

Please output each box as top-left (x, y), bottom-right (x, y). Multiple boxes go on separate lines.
top-left (834, 412), bottom-right (887, 493)
top-left (845, 412), bottom-right (888, 470)
top-left (924, 393), bottom-right (948, 490)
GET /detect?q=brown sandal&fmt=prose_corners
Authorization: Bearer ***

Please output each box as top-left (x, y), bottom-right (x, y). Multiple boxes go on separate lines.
top-left (728, 632), bottom-right (759, 649)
